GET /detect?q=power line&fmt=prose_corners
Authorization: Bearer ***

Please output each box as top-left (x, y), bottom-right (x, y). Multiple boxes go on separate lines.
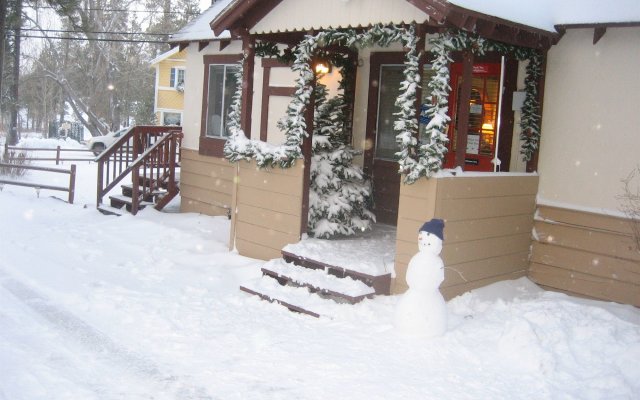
top-left (21, 27), bottom-right (172, 36)
top-left (14, 34), bottom-right (168, 44)
top-left (24, 4), bottom-right (200, 15)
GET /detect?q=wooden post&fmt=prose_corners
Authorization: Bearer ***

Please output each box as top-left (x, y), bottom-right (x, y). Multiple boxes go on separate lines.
top-left (526, 50), bottom-right (547, 173)
top-left (96, 161), bottom-right (104, 206)
top-left (56, 146), bottom-right (61, 165)
top-left (68, 164), bottom-right (76, 204)
top-left (414, 24), bottom-right (427, 145)
top-left (454, 50), bottom-right (474, 168)
top-left (300, 79), bottom-right (315, 237)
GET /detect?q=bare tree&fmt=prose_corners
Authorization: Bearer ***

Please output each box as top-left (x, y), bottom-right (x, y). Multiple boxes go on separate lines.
top-left (619, 166), bottom-right (640, 253)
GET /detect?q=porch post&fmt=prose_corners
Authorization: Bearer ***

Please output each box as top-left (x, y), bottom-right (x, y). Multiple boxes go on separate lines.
top-left (526, 50), bottom-right (547, 173)
top-left (300, 78), bottom-right (316, 237)
top-left (240, 31), bottom-right (255, 137)
top-left (454, 49), bottom-right (474, 168)
top-left (414, 24), bottom-right (427, 141)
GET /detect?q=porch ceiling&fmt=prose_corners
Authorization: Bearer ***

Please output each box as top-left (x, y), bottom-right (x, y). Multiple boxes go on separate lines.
top-left (211, 0), bottom-right (560, 49)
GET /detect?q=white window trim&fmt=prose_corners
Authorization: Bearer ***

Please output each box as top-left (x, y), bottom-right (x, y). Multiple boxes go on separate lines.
top-left (169, 67), bottom-right (186, 91)
top-left (159, 110), bottom-right (183, 126)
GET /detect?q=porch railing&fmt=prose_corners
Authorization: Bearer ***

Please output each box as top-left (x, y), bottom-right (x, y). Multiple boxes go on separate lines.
top-left (96, 125), bottom-right (182, 214)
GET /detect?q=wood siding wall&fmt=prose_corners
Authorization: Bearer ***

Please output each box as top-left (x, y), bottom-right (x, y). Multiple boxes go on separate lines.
top-left (233, 159), bottom-right (304, 261)
top-left (395, 174), bottom-right (539, 298)
top-left (179, 149), bottom-right (235, 216)
top-left (529, 205), bottom-right (640, 306)
top-left (157, 90), bottom-right (184, 111)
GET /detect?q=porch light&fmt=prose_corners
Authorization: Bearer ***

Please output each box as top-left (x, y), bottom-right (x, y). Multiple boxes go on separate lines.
top-left (314, 59), bottom-right (331, 75)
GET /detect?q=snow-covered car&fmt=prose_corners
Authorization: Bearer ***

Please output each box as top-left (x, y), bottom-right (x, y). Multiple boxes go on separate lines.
top-left (87, 128), bottom-right (129, 155)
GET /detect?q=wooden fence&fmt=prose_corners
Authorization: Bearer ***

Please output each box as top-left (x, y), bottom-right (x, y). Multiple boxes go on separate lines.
top-left (6, 146), bottom-right (95, 164)
top-left (0, 163), bottom-right (77, 203)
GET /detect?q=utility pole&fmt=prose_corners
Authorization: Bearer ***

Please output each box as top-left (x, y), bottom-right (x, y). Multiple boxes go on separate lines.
top-left (0, 0), bottom-right (7, 137)
top-left (8, 0), bottom-right (22, 146)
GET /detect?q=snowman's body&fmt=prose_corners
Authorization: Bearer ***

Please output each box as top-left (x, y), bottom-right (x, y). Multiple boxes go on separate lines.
top-left (395, 228), bottom-right (447, 337)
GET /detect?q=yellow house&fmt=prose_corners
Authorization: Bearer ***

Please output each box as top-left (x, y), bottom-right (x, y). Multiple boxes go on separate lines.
top-left (151, 47), bottom-right (187, 126)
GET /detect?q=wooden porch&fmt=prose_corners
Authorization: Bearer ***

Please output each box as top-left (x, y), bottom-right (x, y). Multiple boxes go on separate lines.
top-left (95, 125), bottom-right (182, 215)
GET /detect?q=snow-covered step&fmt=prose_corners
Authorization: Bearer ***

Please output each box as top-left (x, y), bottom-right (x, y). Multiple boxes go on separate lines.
top-left (261, 259), bottom-right (374, 304)
top-left (96, 203), bottom-right (125, 216)
top-left (109, 194), bottom-right (154, 210)
top-left (240, 277), bottom-right (352, 318)
top-left (281, 250), bottom-right (392, 295)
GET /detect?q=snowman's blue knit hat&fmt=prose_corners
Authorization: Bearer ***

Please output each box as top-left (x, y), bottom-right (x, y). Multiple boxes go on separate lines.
top-left (419, 218), bottom-right (445, 241)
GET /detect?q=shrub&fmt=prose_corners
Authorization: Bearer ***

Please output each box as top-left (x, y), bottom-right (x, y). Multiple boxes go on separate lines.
top-left (0, 150), bottom-right (30, 178)
top-left (619, 166), bottom-right (640, 252)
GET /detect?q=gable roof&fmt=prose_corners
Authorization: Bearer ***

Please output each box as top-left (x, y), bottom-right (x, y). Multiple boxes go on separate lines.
top-left (448, 0), bottom-right (640, 33)
top-left (210, 0), bottom-right (640, 49)
top-left (149, 47), bottom-right (182, 66)
top-left (168, 0), bottom-right (234, 44)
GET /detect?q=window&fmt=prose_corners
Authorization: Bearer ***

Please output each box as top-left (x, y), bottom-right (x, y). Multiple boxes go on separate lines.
top-left (162, 112), bottom-right (182, 126)
top-left (375, 65), bottom-right (404, 160)
top-left (170, 67), bottom-right (185, 90)
top-left (205, 64), bottom-right (238, 138)
top-left (199, 54), bottom-right (242, 157)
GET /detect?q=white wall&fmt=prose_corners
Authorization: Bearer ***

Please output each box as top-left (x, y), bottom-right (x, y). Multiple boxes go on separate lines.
top-left (537, 27), bottom-right (640, 212)
top-left (251, 0), bottom-right (428, 34)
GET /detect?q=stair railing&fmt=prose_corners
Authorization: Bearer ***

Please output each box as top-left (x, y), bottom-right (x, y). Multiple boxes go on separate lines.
top-left (96, 125), bottom-right (182, 214)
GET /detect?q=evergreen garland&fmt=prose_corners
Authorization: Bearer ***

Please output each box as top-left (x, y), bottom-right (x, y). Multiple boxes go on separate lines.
top-left (224, 26), bottom-right (544, 178)
top-left (224, 24), bottom-right (423, 172)
top-left (519, 52), bottom-right (542, 161)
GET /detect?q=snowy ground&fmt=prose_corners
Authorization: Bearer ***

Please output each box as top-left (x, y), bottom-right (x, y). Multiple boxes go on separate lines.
top-left (1, 138), bottom-right (640, 400)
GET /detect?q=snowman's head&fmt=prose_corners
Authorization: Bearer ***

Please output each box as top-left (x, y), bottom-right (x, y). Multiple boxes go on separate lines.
top-left (418, 231), bottom-right (443, 255)
top-left (418, 219), bottom-right (444, 255)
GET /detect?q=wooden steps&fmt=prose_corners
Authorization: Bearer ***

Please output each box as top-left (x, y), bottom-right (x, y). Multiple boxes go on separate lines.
top-left (104, 173), bottom-right (179, 215)
top-left (240, 251), bottom-right (392, 318)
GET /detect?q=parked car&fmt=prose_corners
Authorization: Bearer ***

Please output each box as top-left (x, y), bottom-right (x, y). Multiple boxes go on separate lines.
top-left (87, 128), bottom-right (130, 155)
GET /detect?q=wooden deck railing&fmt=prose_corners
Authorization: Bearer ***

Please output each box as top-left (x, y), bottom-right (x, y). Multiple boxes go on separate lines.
top-left (96, 125), bottom-right (182, 214)
top-left (0, 163), bottom-right (77, 203)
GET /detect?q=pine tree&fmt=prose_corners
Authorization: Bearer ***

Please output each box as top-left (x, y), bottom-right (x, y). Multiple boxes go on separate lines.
top-left (308, 83), bottom-right (376, 238)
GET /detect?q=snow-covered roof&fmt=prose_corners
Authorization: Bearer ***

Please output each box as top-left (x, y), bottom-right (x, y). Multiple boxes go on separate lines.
top-left (168, 0), bottom-right (234, 43)
top-left (149, 47), bottom-right (181, 66)
top-left (449, 0), bottom-right (640, 33)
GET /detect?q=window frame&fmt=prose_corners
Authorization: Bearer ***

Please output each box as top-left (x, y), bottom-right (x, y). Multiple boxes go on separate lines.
top-left (199, 54), bottom-right (242, 157)
top-left (161, 110), bottom-right (183, 126)
top-left (170, 67), bottom-right (186, 90)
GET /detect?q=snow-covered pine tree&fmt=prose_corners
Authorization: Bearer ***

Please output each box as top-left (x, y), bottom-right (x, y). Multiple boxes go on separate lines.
top-left (308, 83), bottom-right (376, 238)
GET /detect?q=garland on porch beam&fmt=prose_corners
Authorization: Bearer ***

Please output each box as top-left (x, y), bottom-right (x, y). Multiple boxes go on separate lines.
top-left (224, 26), bottom-right (543, 180)
top-left (224, 24), bottom-right (427, 176)
top-left (425, 29), bottom-right (543, 164)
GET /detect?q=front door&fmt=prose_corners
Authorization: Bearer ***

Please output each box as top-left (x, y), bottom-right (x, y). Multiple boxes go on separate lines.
top-left (444, 62), bottom-right (502, 171)
top-left (367, 60), bottom-right (404, 225)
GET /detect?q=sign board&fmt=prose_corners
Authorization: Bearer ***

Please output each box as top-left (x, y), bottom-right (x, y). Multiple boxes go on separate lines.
top-left (466, 134), bottom-right (480, 155)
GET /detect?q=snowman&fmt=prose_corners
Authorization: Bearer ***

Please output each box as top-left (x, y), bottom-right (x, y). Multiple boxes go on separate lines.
top-left (394, 219), bottom-right (447, 337)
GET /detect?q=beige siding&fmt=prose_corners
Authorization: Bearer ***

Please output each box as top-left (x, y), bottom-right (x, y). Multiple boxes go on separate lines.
top-left (179, 149), bottom-right (235, 216)
top-left (395, 174), bottom-right (539, 298)
top-left (538, 28), bottom-right (640, 211)
top-left (529, 205), bottom-right (640, 306)
top-left (232, 159), bottom-right (304, 260)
